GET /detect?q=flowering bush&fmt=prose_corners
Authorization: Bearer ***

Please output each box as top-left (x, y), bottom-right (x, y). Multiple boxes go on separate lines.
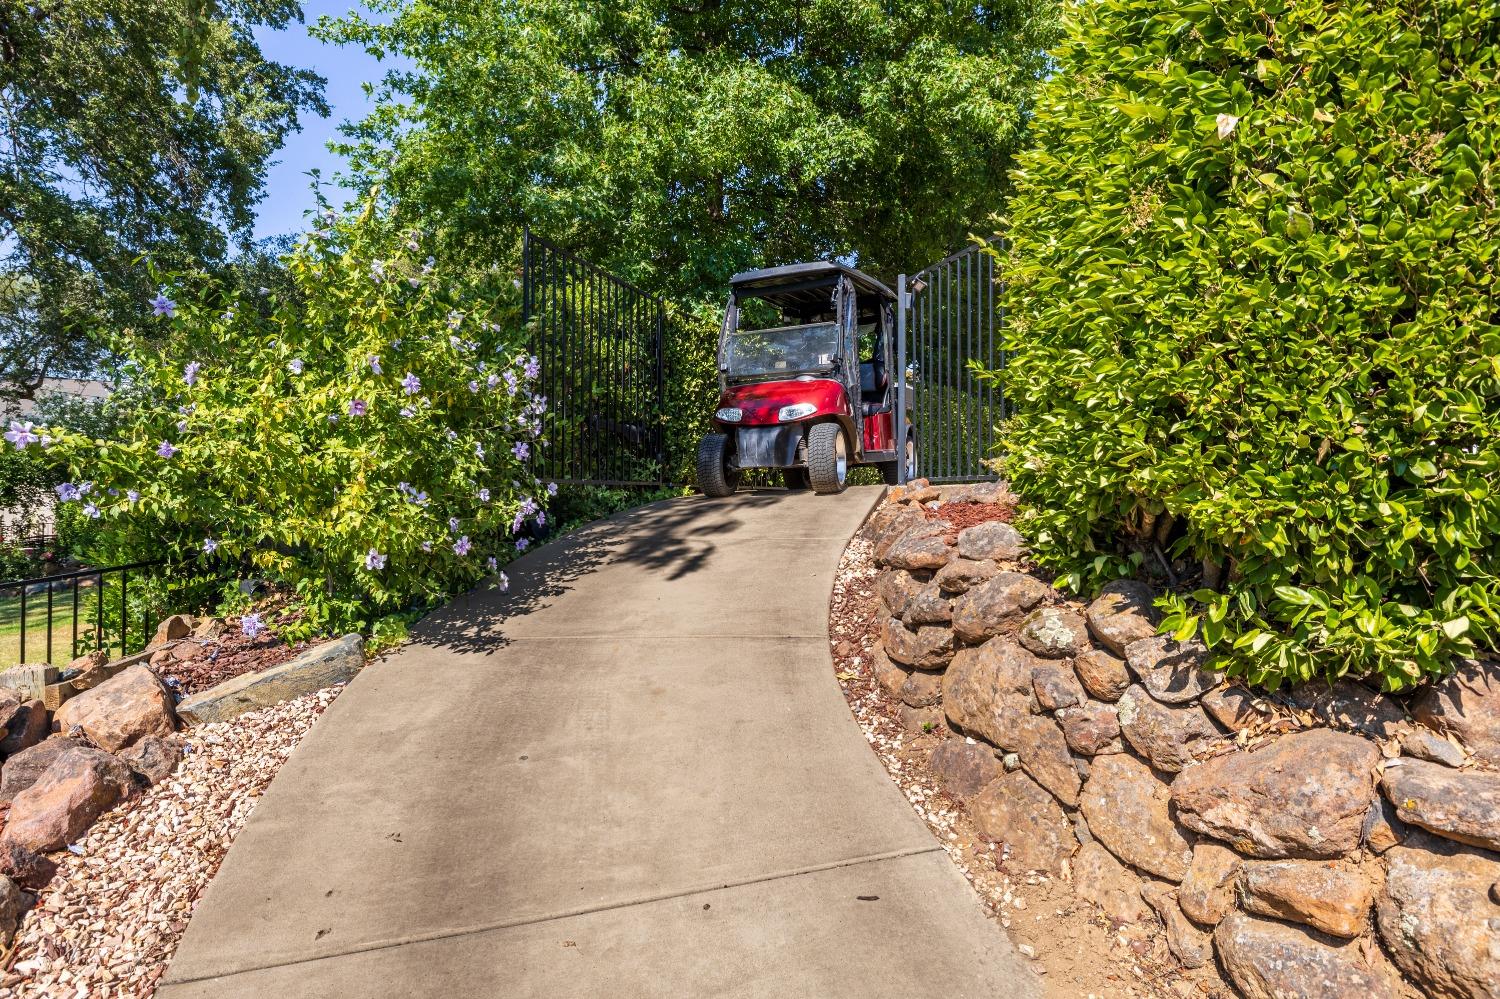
top-left (34, 204), bottom-right (551, 635)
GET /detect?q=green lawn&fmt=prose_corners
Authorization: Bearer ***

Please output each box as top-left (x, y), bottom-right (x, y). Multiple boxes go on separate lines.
top-left (0, 584), bottom-right (115, 668)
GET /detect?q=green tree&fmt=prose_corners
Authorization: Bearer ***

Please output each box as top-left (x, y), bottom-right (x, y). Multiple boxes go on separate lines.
top-left (991, 0), bottom-right (1500, 690)
top-left (320, 0), bottom-right (1059, 299)
top-left (0, 0), bottom-right (328, 401)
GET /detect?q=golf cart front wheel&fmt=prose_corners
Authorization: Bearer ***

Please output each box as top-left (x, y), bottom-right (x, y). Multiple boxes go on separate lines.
top-left (697, 432), bottom-right (740, 497)
top-left (806, 423), bottom-right (849, 495)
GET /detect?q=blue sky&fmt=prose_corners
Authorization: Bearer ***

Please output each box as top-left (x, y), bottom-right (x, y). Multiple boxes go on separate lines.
top-left (250, 2), bottom-right (406, 242)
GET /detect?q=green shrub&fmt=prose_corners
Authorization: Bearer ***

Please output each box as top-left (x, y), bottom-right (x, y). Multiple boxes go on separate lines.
top-left (37, 203), bottom-right (554, 638)
top-left (991, 0), bottom-right (1500, 690)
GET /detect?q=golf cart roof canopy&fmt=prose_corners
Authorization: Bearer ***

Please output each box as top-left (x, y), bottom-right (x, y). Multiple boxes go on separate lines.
top-left (729, 261), bottom-right (896, 313)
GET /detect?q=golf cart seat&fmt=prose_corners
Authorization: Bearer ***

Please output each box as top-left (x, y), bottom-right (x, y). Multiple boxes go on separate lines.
top-left (859, 359), bottom-right (889, 416)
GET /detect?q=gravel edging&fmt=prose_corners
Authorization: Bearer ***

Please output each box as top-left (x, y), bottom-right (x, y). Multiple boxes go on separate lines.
top-left (0, 685), bottom-right (343, 999)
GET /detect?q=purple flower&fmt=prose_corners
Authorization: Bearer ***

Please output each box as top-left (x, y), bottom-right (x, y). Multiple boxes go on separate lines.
top-left (448, 516), bottom-right (461, 532)
top-left (82, 502), bottom-right (100, 519)
top-left (414, 491), bottom-right (429, 506)
top-left (157, 441), bottom-right (177, 458)
top-left (454, 535), bottom-right (472, 556)
top-left (515, 538), bottom-right (530, 552)
top-left (400, 406), bottom-right (416, 418)
top-left (503, 371), bottom-right (518, 394)
top-left (401, 372), bottom-right (421, 395)
top-left (486, 373), bottom-right (500, 390)
top-left (406, 237), bottom-right (419, 252)
top-left (203, 538), bottom-right (218, 554)
top-left (241, 613), bottom-right (265, 639)
top-left (537, 510), bottom-right (547, 528)
top-left (519, 497), bottom-right (538, 517)
top-left (498, 571), bottom-right (510, 591)
top-left (56, 482), bottom-right (80, 502)
top-left (370, 259), bottom-right (386, 282)
top-left (475, 442), bottom-right (485, 459)
top-left (150, 292), bottom-right (177, 317)
top-left (369, 355), bottom-right (383, 375)
top-left (468, 380), bottom-right (480, 393)
top-left (176, 419), bottom-right (188, 433)
top-left (420, 541), bottom-right (433, 552)
top-left (486, 556), bottom-right (498, 572)
top-left (349, 398), bottom-right (368, 417)
top-left (523, 355), bottom-right (541, 380)
top-left (446, 430), bottom-right (458, 442)
top-left (513, 441), bottom-right (530, 462)
top-left (447, 310), bottom-right (463, 330)
top-left (126, 490), bottom-right (140, 503)
top-left (328, 414), bottom-right (340, 424)
top-left (478, 488), bottom-right (490, 502)
top-left (365, 548), bottom-right (387, 570)
top-left (183, 362), bottom-right (200, 386)
top-left (288, 359), bottom-right (304, 375)
top-left (397, 481), bottom-right (412, 495)
top-left (546, 481), bottom-right (558, 497)
top-left (4, 421), bottom-right (38, 450)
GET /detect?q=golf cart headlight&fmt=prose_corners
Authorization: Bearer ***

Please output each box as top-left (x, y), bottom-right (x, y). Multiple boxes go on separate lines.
top-left (778, 403), bottom-right (817, 422)
top-left (715, 407), bottom-right (743, 423)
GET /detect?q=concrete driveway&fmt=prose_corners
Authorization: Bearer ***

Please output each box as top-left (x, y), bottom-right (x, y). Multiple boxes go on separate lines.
top-left (160, 487), bottom-right (1039, 998)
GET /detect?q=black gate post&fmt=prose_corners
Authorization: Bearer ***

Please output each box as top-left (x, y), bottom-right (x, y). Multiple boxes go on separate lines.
top-left (895, 273), bottom-right (909, 485)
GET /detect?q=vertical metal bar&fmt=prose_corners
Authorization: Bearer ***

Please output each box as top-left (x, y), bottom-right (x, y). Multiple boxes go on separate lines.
top-left (999, 238), bottom-right (1009, 424)
top-left (95, 571), bottom-right (103, 651)
top-left (18, 587), bottom-right (25, 663)
top-left (45, 581), bottom-right (52, 663)
top-left (72, 576), bottom-right (79, 659)
top-left (120, 568), bottom-right (128, 657)
top-left (895, 274), bottom-right (908, 485)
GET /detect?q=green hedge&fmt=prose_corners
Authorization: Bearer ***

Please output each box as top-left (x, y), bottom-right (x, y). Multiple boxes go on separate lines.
top-left (993, 0), bottom-right (1500, 690)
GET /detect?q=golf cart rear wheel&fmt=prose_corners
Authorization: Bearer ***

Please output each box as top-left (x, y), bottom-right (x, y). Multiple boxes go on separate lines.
top-left (806, 423), bottom-right (849, 495)
top-left (781, 468), bottom-right (809, 490)
top-left (697, 432), bottom-right (740, 497)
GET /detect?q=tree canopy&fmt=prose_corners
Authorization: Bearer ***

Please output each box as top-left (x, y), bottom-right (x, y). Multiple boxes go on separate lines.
top-left (321, 0), bottom-right (1060, 299)
top-left (0, 0), bottom-right (328, 400)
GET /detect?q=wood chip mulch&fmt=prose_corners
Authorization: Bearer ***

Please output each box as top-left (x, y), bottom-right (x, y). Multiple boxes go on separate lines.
top-left (0, 685), bottom-right (342, 999)
top-left (154, 629), bottom-right (312, 698)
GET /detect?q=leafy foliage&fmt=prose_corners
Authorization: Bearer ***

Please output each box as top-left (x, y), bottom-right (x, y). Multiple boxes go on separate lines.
top-left (992, 0), bottom-right (1500, 690)
top-left (0, 1), bottom-right (327, 399)
top-left (318, 0), bottom-right (1060, 300)
top-left (37, 205), bottom-right (552, 637)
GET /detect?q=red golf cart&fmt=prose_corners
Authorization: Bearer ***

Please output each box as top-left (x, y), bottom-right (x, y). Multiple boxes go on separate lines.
top-left (697, 261), bottom-right (915, 496)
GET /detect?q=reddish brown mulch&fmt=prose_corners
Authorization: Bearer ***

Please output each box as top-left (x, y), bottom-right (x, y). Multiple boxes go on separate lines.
top-left (151, 619), bottom-right (314, 697)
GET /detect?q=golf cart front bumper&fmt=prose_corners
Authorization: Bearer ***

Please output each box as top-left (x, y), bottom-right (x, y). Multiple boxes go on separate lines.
top-left (734, 425), bottom-right (802, 468)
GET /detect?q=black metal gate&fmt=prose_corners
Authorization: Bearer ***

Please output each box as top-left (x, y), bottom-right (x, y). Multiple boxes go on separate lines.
top-left (521, 228), bottom-right (667, 485)
top-left (894, 241), bottom-right (1006, 484)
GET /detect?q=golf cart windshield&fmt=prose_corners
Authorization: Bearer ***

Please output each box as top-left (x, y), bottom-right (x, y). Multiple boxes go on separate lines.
top-left (722, 322), bottom-right (839, 379)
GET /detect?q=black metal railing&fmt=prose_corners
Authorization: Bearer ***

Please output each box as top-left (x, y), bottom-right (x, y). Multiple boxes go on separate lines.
top-left (896, 240), bottom-right (1006, 483)
top-left (0, 560), bottom-right (168, 668)
top-left (521, 228), bottom-right (668, 486)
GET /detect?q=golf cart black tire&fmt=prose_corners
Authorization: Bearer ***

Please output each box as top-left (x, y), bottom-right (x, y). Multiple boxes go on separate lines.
top-left (696, 432), bottom-right (739, 497)
top-left (806, 423), bottom-right (848, 495)
top-left (781, 468), bottom-right (809, 490)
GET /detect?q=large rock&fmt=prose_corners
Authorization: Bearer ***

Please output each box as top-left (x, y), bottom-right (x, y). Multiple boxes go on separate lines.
top-left (0, 875), bottom-right (21, 948)
top-left (1080, 754), bottom-right (1193, 881)
top-left (52, 664), bottom-right (176, 752)
top-left (1289, 679), bottom-right (1406, 741)
top-left (1017, 607), bottom-right (1088, 659)
top-left (119, 735), bottom-right (184, 785)
top-left (1380, 758), bottom-right (1500, 853)
top-left (928, 739), bottom-right (1001, 799)
top-left (871, 509), bottom-right (929, 564)
top-left (1116, 685), bottom-right (1223, 772)
top-left (950, 572), bottom-right (1051, 644)
top-left (1215, 912), bottom-right (1396, 999)
top-left (1140, 883), bottom-right (1212, 969)
top-left (880, 617), bottom-right (954, 670)
top-left (955, 521), bottom-right (1026, 562)
top-left (1009, 713), bottom-right (1082, 807)
top-left (1084, 579), bottom-right (1159, 656)
top-left (898, 670), bottom-right (943, 708)
top-left (1, 745), bottom-right (133, 853)
top-left (1400, 728), bottom-right (1468, 768)
top-left (874, 652), bottom-right (909, 700)
top-left (1170, 729), bottom-right (1380, 859)
top-left (1239, 860), bottom-right (1374, 939)
top-left (1201, 685), bottom-right (1274, 733)
top-left (0, 737), bottom-right (83, 801)
top-left (933, 558), bottom-right (998, 595)
top-left (1177, 842), bottom-right (1241, 927)
top-left (149, 613), bottom-right (193, 647)
top-left (900, 582), bottom-right (952, 627)
top-left (1073, 648), bottom-right (1131, 702)
top-left (1361, 797), bottom-right (1410, 855)
top-left (1376, 832), bottom-right (1500, 999)
top-left (0, 699), bottom-right (47, 757)
top-left (969, 771), bottom-right (1076, 875)
top-left (1124, 635), bottom-right (1221, 705)
top-left (177, 634), bottom-right (364, 725)
top-left (898, 703), bottom-right (943, 735)
top-left (0, 842), bottom-right (57, 890)
top-left (1072, 840), bottom-right (1151, 924)
top-left (1031, 659), bottom-right (1084, 711)
top-left (941, 638), bottom-right (1036, 737)
top-left (1413, 658), bottom-right (1500, 766)
top-left (1058, 701), bottom-right (1122, 756)
top-left (877, 569), bottom-right (927, 619)
top-left (884, 523), bottom-right (954, 572)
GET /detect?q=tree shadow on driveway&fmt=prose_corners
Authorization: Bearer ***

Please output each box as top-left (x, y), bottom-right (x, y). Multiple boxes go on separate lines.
top-left (410, 489), bottom-right (790, 655)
